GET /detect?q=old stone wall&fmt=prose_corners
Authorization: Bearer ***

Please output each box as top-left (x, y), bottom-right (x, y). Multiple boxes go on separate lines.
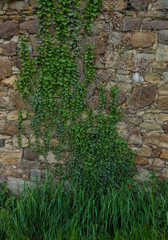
top-left (0, 0), bottom-right (168, 192)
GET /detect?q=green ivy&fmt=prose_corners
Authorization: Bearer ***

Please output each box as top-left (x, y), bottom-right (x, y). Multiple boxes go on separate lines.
top-left (17, 0), bottom-right (135, 192)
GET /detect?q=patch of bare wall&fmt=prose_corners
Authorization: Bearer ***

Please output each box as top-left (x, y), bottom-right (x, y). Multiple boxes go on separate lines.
top-left (0, 0), bottom-right (168, 193)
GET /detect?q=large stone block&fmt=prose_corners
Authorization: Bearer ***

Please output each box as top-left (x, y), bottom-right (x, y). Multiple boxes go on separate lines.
top-left (144, 73), bottom-right (161, 83)
top-left (0, 149), bottom-right (22, 164)
top-left (156, 44), bottom-right (168, 62)
top-left (10, 1), bottom-right (29, 10)
top-left (127, 86), bottom-right (157, 109)
top-left (0, 57), bottom-right (12, 80)
top-left (157, 96), bottom-right (168, 109)
top-left (114, 19), bottom-right (142, 31)
top-left (19, 20), bottom-right (39, 34)
top-left (0, 42), bottom-right (17, 56)
top-left (0, 166), bottom-right (22, 178)
top-left (145, 133), bottom-right (168, 148)
top-left (131, 0), bottom-right (150, 10)
top-left (143, 20), bottom-right (168, 30)
top-left (1, 75), bottom-right (17, 87)
top-left (131, 32), bottom-right (154, 48)
top-left (0, 121), bottom-right (19, 136)
top-left (161, 149), bottom-right (168, 159)
top-left (158, 30), bottom-right (168, 44)
top-left (0, 21), bottom-right (19, 39)
top-left (134, 156), bottom-right (148, 166)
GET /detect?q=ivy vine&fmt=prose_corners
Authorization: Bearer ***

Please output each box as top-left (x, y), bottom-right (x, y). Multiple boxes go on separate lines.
top-left (17, 0), bottom-right (135, 192)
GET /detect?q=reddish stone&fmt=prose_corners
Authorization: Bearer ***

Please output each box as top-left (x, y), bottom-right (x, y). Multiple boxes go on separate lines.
top-left (114, 19), bottom-right (142, 31)
top-left (19, 20), bottom-right (39, 34)
top-left (0, 57), bottom-right (12, 80)
top-left (127, 86), bottom-right (157, 109)
top-left (0, 21), bottom-right (19, 39)
top-left (0, 42), bottom-right (17, 56)
top-left (143, 20), bottom-right (168, 30)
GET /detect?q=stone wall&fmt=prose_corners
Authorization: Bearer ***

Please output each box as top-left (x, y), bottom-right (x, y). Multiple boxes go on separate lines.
top-left (0, 0), bottom-right (168, 192)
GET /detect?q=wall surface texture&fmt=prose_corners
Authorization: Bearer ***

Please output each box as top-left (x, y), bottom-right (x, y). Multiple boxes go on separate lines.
top-left (0, 0), bottom-right (168, 193)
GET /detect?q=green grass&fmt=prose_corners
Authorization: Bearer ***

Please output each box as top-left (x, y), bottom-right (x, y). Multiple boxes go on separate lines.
top-left (1, 176), bottom-right (168, 240)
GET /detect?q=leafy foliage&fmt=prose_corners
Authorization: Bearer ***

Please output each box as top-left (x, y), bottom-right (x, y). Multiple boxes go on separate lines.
top-left (1, 177), bottom-right (168, 240)
top-left (17, 0), bottom-right (134, 191)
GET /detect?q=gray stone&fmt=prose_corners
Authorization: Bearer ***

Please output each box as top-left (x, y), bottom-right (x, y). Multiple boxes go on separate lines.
top-left (7, 177), bottom-right (35, 195)
top-left (163, 0), bottom-right (168, 9)
top-left (156, 44), bottom-right (168, 62)
top-left (158, 30), bottom-right (168, 44)
top-left (30, 169), bottom-right (41, 181)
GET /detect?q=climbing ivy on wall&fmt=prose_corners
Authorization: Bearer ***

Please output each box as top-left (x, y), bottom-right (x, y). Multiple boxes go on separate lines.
top-left (17, 0), bottom-right (135, 192)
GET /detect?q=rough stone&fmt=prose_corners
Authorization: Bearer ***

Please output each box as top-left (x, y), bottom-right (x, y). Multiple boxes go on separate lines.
top-left (0, 166), bottom-right (22, 178)
top-left (11, 93), bottom-right (30, 109)
top-left (10, 1), bottom-right (29, 10)
top-left (158, 84), bottom-right (168, 95)
top-left (155, 113), bottom-right (168, 124)
top-left (153, 158), bottom-right (165, 167)
top-left (30, 35), bottom-right (38, 56)
top-left (163, 72), bottom-right (168, 82)
top-left (140, 123), bottom-right (161, 131)
top-left (136, 53), bottom-right (155, 61)
top-left (131, 0), bottom-right (150, 10)
top-left (160, 149), bottom-right (168, 159)
top-left (123, 32), bottom-right (154, 48)
top-left (0, 149), bottom-right (22, 164)
top-left (23, 148), bottom-right (36, 161)
top-left (144, 73), bottom-right (161, 83)
top-left (30, 169), bottom-right (41, 181)
top-left (152, 62), bottom-right (167, 70)
top-left (0, 96), bottom-right (14, 110)
top-left (2, 75), bottom-right (17, 87)
top-left (152, 147), bottom-right (162, 158)
top-left (156, 44), bottom-right (168, 61)
top-left (136, 145), bottom-right (151, 157)
top-left (7, 111), bottom-right (19, 121)
top-left (0, 121), bottom-right (19, 136)
top-left (19, 20), bottom-right (39, 34)
top-left (158, 30), bottom-right (168, 44)
top-left (134, 156), bottom-right (148, 165)
top-left (0, 57), bottom-right (12, 80)
top-left (135, 168), bottom-right (150, 182)
top-left (7, 177), bottom-right (35, 195)
top-left (143, 20), bottom-right (168, 30)
top-left (162, 123), bottom-right (168, 134)
top-left (145, 133), bottom-right (168, 148)
top-left (0, 42), bottom-right (17, 56)
top-left (157, 96), bottom-right (168, 110)
top-left (133, 73), bottom-right (144, 82)
top-left (127, 86), bottom-right (157, 109)
top-left (21, 160), bottom-right (40, 169)
top-left (0, 21), bottom-right (19, 39)
top-left (30, 0), bottom-right (39, 8)
top-left (114, 19), bottom-right (142, 31)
